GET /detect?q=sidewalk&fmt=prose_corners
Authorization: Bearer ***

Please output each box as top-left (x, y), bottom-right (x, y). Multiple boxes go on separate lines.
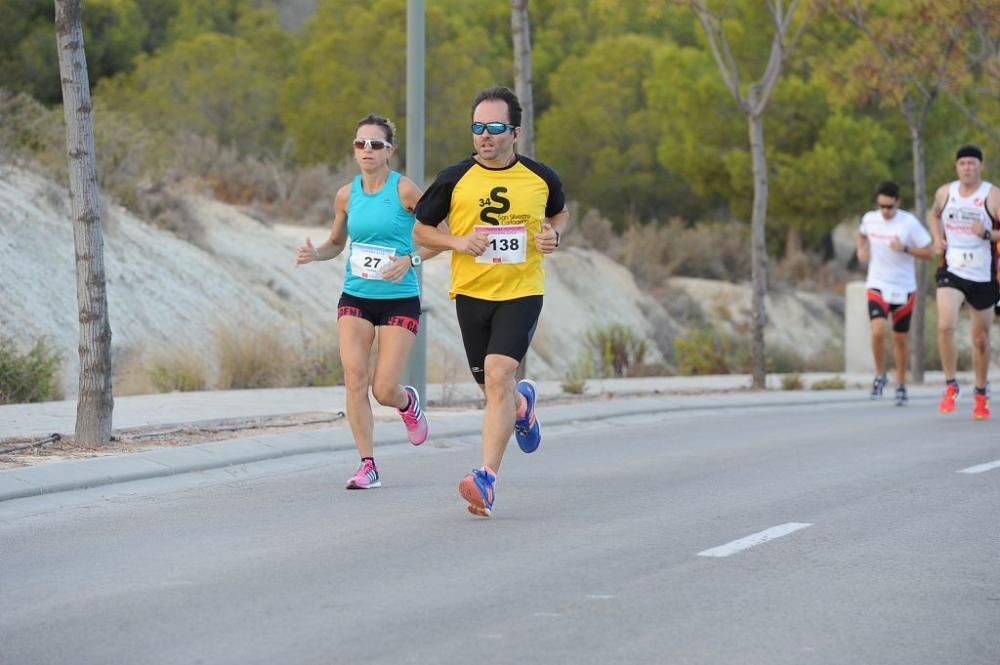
top-left (0, 372), bottom-right (964, 503)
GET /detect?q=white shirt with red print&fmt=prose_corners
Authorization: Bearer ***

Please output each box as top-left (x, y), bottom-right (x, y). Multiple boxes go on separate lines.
top-left (940, 180), bottom-right (995, 283)
top-left (860, 208), bottom-right (931, 301)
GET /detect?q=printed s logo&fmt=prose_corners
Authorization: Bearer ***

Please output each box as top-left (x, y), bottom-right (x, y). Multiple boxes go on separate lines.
top-left (480, 187), bottom-right (511, 225)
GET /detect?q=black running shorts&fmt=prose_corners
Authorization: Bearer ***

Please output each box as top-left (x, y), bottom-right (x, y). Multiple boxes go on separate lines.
top-left (337, 292), bottom-right (421, 333)
top-left (455, 295), bottom-right (543, 384)
top-left (935, 268), bottom-right (999, 312)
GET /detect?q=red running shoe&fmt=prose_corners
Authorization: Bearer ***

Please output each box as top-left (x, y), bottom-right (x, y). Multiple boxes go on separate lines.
top-left (939, 384), bottom-right (959, 414)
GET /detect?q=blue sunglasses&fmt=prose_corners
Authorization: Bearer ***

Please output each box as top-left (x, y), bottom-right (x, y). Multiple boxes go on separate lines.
top-left (471, 121), bottom-right (516, 135)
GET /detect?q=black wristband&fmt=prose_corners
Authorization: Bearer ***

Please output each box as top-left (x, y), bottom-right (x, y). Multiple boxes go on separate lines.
top-left (984, 229), bottom-right (993, 241)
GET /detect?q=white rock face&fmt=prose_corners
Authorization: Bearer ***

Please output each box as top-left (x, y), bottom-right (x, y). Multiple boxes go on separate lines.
top-left (1, 167), bottom-right (676, 396)
top-left (663, 277), bottom-right (844, 363)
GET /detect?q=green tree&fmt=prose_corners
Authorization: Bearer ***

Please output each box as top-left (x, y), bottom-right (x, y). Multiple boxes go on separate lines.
top-left (281, 0), bottom-right (494, 172)
top-left (165, 0), bottom-right (248, 43)
top-left (0, 0), bottom-right (148, 104)
top-left (96, 8), bottom-right (293, 155)
top-left (538, 34), bottom-right (699, 227)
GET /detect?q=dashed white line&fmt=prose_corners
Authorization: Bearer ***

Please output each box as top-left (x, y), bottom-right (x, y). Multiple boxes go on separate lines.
top-left (698, 522), bottom-right (813, 558)
top-left (957, 459), bottom-right (1000, 474)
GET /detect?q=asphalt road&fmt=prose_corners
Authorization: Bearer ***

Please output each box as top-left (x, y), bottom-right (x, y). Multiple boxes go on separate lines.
top-left (1, 396), bottom-right (998, 665)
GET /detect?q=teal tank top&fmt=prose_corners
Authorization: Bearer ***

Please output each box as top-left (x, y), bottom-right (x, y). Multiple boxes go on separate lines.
top-left (343, 171), bottom-right (420, 299)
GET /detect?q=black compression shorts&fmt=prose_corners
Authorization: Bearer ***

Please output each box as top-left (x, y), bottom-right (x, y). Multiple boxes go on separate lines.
top-left (455, 294), bottom-right (543, 384)
top-left (337, 292), bottom-right (421, 334)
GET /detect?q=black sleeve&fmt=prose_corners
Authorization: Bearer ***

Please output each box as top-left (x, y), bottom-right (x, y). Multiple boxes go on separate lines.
top-left (519, 156), bottom-right (566, 219)
top-left (414, 159), bottom-right (474, 226)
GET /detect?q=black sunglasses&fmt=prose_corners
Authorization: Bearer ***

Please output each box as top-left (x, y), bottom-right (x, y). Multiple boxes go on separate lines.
top-left (471, 122), bottom-right (516, 135)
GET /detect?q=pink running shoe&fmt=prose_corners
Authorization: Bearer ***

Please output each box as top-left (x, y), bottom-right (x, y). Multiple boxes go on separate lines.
top-left (399, 385), bottom-right (428, 445)
top-left (345, 459), bottom-right (380, 489)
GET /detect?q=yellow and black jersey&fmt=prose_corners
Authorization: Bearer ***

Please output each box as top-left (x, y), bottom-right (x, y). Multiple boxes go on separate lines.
top-left (415, 154), bottom-right (566, 301)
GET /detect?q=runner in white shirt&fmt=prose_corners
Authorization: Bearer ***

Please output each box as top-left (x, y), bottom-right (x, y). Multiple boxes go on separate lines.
top-left (929, 144), bottom-right (1000, 420)
top-left (857, 181), bottom-right (933, 405)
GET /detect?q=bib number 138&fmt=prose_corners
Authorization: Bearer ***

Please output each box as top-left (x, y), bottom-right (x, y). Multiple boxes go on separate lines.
top-left (475, 224), bottom-right (527, 264)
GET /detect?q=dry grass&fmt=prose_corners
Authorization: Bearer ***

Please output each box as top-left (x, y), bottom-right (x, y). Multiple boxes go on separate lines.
top-left (115, 345), bottom-right (209, 396)
top-left (115, 325), bottom-right (342, 395)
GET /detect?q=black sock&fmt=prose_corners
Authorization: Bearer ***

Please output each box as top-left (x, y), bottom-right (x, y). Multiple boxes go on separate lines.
top-left (975, 386), bottom-right (987, 396)
top-left (947, 379), bottom-right (959, 388)
top-left (399, 394), bottom-right (412, 412)
top-left (362, 457), bottom-right (375, 465)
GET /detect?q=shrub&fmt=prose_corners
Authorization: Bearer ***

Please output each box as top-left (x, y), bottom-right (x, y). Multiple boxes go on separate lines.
top-left (0, 337), bottom-right (63, 404)
top-left (215, 326), bottom-right (290, 389)
top-left (674, 325), bottom-right (738, 375)
top-left (811, 376), bottom-right (847, 390)
top-left (584, 324), bottom-right (648, 378)
top-left (617, 218), bottom-right (751, 287)
top-left (561, 349), bottom-right (596, 395)
top-left (781, 373), bottom-right (805, 390)
top-left (147, 353), bottom-right (208, 393)
top-left (289, 331), bottom-right (342, 387)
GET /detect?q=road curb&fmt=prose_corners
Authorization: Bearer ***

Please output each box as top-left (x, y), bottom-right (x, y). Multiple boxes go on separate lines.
top-left (0, 388), bottom-right (938, 503)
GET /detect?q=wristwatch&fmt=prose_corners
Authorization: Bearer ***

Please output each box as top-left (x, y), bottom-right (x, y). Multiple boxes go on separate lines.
top-left (409, 253), bottom-right (423, 266)
top-left (984, 229), bottom-right (992, 241)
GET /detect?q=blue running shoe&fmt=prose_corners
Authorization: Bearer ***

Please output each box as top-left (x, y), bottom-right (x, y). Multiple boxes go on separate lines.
top-left (514, 379), bottom-right (541, 453)
top-left (458, 467), bottom-right (496, 517)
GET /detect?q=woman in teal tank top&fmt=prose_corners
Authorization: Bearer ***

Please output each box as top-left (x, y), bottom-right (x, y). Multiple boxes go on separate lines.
top-left (294, 113), bottom-right (439, 490)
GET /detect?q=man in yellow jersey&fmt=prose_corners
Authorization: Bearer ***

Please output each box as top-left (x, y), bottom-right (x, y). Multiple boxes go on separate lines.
top-left (413, 86), bottom-right (569, 517)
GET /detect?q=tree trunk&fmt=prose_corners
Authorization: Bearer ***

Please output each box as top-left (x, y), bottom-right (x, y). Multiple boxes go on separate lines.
top-left (910, 123), bottom-right (928, 384)
top-left (747, 108), bottom-right (769, 389)
top-left (55, 0), bottom-right (114, 444)
top-left (784, 226), bottom-right (802, 258)
top-left (511, 0), bottom-right (535, 159)
top-left (512, 0), bottom-right (534, 381)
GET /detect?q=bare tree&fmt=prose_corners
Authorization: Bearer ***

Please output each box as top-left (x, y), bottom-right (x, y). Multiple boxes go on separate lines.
top-left (939, 2), bottom-right (1000, 149)
top-left (689, 0), bottom-right (806, 389)
top-left (830, 0), bottom-right (978, 383)
top-left (512, 0), bottom-right (535, 381)
top-left (55, 0), bottom-right (114, 444)
top-left (511, 0), bottom-right (535, 158)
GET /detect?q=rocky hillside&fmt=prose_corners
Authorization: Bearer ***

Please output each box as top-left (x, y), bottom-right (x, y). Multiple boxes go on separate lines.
top-left (0, 166), bottom-right (844, 397)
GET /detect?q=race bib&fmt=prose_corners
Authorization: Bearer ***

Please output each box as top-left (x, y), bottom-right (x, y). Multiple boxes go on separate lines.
top-left (350, 243), bottom-right (396, 280)
top-left (946, 245), bottom-right (988, 272)
top-left (884, 289), bottom-right (908, 305)
top-left (475, 224), bottom-right (527, 264)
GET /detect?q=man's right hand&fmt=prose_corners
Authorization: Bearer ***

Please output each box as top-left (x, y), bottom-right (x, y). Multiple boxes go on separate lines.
top-left (455, 231), bottom-right (488, 257)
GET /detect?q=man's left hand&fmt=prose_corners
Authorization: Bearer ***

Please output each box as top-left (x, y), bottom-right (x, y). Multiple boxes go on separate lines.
top-left (536, 222), bottom-right (559, 254)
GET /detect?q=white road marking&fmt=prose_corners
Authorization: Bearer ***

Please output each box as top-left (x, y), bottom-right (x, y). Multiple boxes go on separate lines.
top-left (698, 522), bottom-right (813, 558)
top-left (587, 594), bottom-right (614, 600)
top-left (957, 459), bottom-right (1000, 474)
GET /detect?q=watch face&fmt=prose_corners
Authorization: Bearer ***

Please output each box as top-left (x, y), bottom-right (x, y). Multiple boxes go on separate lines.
top-left (410, 254), bottom-right (422, 266)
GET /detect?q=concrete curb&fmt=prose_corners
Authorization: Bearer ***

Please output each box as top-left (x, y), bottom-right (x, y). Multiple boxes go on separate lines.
top-left (0, 386), bottom-right (943, 504)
